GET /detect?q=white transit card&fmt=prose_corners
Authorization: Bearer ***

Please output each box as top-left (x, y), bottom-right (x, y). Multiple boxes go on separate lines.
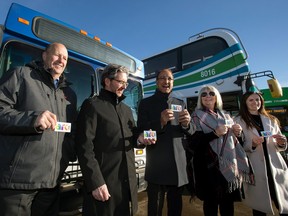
top-left (144, 130), bottom-right (157, 140)
top-left (225, 119), bottom-right (234, 127)
top-left (171, 104), bottom-right (182, 112)
top-left (54, 122), bottom-right (71, 133)
top-left (260, 131), bottom-right (272, 137)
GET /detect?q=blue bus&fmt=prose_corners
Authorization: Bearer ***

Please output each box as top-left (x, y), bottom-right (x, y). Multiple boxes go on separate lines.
top-left (0, 3), bottom-right (146, 213)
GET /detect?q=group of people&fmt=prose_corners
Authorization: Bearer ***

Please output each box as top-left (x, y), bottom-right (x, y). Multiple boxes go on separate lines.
top-left (189, 86), bottom-right (288, 216)
top-left (0, 42), bottom-right (287, 216)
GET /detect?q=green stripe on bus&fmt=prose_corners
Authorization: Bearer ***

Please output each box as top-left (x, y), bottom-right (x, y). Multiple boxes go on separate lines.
top-left (144, 53), bottom-right (245, 92)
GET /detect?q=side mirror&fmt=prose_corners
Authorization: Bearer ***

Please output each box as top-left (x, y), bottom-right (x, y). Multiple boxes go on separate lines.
top-left (267, 79), bottom-right (282, 98)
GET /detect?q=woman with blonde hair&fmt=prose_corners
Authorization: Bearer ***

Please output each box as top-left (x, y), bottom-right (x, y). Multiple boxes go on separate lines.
top-left (188, 85), bottom-right (252, 216)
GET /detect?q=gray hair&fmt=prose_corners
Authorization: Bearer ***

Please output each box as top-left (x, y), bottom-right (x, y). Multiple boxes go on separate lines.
top-left (101, 64), bottom-right (129, 87)
top-left (196, 85), bottom-right (223, 110)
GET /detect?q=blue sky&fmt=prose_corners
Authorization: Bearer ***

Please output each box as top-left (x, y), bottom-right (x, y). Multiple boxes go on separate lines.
top-left (1, 0), bottom-right (287, 89)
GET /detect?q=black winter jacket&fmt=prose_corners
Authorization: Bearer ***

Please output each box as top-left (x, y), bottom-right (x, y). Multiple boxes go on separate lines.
top-left (0, 61), bottom-right (77, 189)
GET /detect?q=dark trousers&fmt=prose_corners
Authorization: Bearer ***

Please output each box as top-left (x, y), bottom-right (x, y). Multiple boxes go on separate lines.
top-left (147, 182), bottom-right (183, 216)
top-left (0, 186), bottom-right (60, 216)
top-left (203, 192), bottom-right (234, 216)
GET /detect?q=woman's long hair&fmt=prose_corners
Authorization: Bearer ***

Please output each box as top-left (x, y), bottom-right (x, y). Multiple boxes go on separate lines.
top-left (238, 91), bottom-right (279, 129)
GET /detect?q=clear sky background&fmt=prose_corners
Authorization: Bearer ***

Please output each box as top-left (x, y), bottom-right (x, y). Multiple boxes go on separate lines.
top-left (1, 0), bottom-right (287, 89)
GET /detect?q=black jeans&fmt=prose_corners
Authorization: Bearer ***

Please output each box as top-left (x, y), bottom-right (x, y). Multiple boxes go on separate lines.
top-left (147, 182), bottom-right (183, 216)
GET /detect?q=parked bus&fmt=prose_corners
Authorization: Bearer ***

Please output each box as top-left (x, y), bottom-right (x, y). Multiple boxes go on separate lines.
top-left (262, 87), bottom-right (288, 164)
top-left (262, 87), bottom-right (288, 137)
top-left (142, 28), bottom-right (280, 115)
top-left (0, 3), bottom-right (146, 213)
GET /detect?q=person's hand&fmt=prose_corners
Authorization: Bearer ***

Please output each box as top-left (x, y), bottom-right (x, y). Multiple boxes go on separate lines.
top-left (179, 109), bottom-right (191, 127)
top-left (214, 125), bottom-right (228, 136)
top-left (272, 134), bottom-right (287, 146)
top-left (137, 132), bottom-right (156, 146)
top-left (92, 184), bottom-right (111, 202)
top-left (34, 110), bottom-right (57, 131)
top-left (232, 123), bottom-right (242, 137)
top-left (160, 109), bottom-right (174, 127)
top-left (252, 136), bottom-right (264, 148)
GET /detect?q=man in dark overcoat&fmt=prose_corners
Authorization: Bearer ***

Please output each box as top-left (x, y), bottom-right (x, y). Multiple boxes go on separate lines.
top-left (75, 64), bottom-right (149, 216)
top-left (137, 68), bottom-right (195, 216)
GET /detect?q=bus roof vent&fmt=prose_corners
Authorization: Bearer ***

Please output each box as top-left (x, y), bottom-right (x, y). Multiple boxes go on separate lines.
top-left (33, 17), bottom-right (136, 73)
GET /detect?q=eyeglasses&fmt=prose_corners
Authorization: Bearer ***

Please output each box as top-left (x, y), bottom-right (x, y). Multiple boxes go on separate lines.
top-left (112, 79), bottom-right (129, 87)
top-left (158, 76), bottom-right (173, 81)
top-left (201, 91), bottom-right (215, 97)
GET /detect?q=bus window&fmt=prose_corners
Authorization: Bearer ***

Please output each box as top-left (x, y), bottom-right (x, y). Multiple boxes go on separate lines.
top-left (0, 42), bottom-right (41, 77)
top-left (123, 79), bottom-right (143, 121)
top-left (64, 60), bottom-right (94, 109)
top-left (143, 50), bottom-right (178, 79)
top-left (182, 37), bottom-right (228, 70)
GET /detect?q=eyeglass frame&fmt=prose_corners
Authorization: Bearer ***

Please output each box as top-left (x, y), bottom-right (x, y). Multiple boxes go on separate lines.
top-left (112, 78), bottom-right (129, 87)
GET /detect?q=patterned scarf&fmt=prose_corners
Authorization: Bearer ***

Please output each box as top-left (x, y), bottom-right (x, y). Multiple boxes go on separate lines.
top-left (193, 109), bottom-right (252, 192)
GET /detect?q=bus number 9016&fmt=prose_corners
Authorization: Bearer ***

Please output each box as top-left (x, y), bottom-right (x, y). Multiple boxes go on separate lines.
top-left (201, 68), bottom-right (216, 77)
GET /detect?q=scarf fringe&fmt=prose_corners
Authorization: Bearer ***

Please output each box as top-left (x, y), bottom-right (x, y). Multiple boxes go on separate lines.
top-left (220, 157), bottom-right (254, 193)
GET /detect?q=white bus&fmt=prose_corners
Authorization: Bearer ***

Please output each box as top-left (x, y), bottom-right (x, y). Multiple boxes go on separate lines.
top-left (142, 28), bottom-right (280, 115)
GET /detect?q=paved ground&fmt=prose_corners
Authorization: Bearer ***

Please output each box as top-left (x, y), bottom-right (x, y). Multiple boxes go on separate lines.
top-left (136, 191), bottom-right (276, 216)
top-left (58, 190), bottom-right (277, 216)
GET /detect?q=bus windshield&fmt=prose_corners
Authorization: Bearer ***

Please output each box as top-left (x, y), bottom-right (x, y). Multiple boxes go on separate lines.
top-left (123, 79), bottom-right (143, 121)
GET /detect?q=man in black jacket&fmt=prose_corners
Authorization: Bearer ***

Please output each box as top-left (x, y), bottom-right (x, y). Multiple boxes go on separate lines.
top-left (0, 43), bottom-right (77, 216)
top-left (137, 68), bottom-right (195, 216)
top-left (75, 64), bottom-right (152, 216)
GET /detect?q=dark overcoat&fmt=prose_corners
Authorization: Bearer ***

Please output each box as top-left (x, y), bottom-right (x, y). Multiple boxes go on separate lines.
top-left (75, 89), bottom-right (138, 216)
top-left (137, 89), bottom-right (194, 187)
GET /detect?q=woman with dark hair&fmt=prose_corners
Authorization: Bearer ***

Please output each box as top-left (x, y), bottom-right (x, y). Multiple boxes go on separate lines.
top-left (235, 91), bottom-right (288, 215)
top-left (188, 85), bottom-right (252, 216)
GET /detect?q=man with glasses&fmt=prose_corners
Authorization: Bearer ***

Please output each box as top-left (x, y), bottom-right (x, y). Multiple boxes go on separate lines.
top-left (75, 64), bottom-right (152, 216)
top-left (137, 68), bottom-right (195, 216)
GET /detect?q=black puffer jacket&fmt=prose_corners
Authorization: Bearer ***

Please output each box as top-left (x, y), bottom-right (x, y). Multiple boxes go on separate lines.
top-left (0, 61), bottom-right (77, 189)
